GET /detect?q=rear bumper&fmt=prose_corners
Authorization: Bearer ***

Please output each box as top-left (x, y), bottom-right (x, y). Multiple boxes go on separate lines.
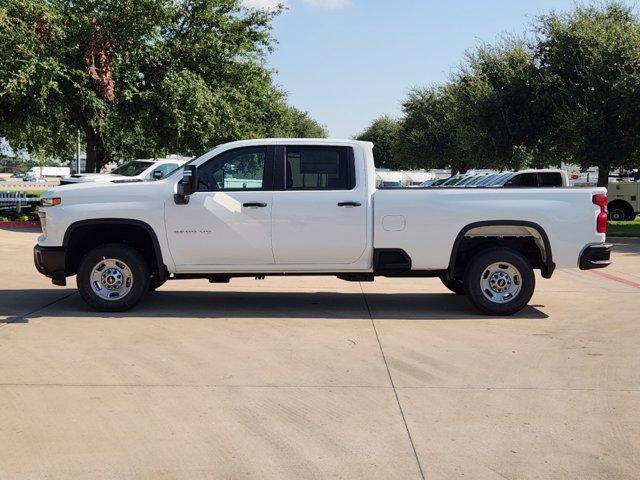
top-left (579, 243), bottom-right (613, 270)
top-left (34, 245), bottom-right (67, 285)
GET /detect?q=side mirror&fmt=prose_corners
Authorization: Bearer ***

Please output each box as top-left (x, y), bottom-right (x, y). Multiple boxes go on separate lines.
top-left (175, 165), bottom-right (197, 205)
top-left (152, 170), bottom-right (164, 180)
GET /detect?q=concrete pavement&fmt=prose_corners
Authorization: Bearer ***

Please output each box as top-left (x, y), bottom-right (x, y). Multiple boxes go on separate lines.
top-left (0, 229), bottom-right (638, 479)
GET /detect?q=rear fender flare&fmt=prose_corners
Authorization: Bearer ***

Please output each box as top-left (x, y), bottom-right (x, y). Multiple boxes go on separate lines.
top-left (448, 220), bottom-right (555, 279)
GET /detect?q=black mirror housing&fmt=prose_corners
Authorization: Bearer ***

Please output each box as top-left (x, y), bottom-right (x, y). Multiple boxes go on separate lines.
top-left (152, 170), bottom-right (163, 180)
top-left (175, 165), bottom-right (197, 204)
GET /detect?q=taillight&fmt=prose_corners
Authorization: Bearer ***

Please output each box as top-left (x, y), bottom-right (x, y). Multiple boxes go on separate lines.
top-left (592, 194), bottom-right (607, 208)
top-left (593, 193), bottom-right (608, 234)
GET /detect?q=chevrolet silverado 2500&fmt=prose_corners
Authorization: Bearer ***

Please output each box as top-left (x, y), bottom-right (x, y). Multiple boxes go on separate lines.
top-left (34, 139), bottom-right (612, 315)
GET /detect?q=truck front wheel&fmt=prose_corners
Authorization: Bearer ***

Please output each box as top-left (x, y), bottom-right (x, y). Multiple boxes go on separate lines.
top-left (77, 243), bottom-right (150, 312)
top-left (463, 248), bottom-right (535, 316)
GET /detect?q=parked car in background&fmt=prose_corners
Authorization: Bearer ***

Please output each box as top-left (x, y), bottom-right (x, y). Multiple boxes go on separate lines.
top-left (10, 172), bottom-right (25, 179)
top-left (453, 175), bottom-right (484, 187)
top-left (379, 180), bottom-right (403, 188)
top-left (462, 174), bottom-right (493, 186)
top-left (432, 169), bottom-right (569, 189)
top-left (499, 170), bottom-right (568, 188)
top-left (29, 167), bottom-right (71, 178)
top-left (438, 175), bottom-right (467, 187)
top-left (60, 157), bottom-right (189, 186)
top-left (420, 178), bottom-right (441, 187)
top-left (376, 170), bottom-right (404, 189)
top-left (480, 172), bottom-right (514, 187)
top-left (429, 178), bottom-right (448, 186)
top-left (608, 179), bottom-right (639, 221)
top-left (23, 173), bottom-right (46, 183)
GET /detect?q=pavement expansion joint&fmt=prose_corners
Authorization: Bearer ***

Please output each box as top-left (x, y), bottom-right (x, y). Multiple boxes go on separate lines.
top-left (360, 282), bottom-right (427, 480)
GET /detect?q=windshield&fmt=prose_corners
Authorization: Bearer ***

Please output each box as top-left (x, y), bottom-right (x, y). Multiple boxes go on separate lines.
top-left (476, 174), bottom-right (499, 186)
top-left (465, 175), bottom-right (486, 186)
top-left (493, 172), bottom-right (516, 186)
top-left (455, 176), bottom-right (476, 186)
top-left (163, 152), bottom-right (208, 179)
top-left (111, 161), bottom-right (152, 177)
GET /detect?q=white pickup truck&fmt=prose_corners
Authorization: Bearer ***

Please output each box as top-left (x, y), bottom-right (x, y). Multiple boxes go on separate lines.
top-left (34, 139), bottom-right (612, 316)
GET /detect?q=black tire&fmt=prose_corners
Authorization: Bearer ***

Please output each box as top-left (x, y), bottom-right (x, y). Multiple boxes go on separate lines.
top-left (77, 243), bottom-right (150, 312)
top-left (608, 202), bottom-right (634, 222)
top-left (439, 274), bottom-right (465, 295)
top-left (463, 248), bottom-right (535, 316)
top-left (608, 207), bottom-right (626, 222)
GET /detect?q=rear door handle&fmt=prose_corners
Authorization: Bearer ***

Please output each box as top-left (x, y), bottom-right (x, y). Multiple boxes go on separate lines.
top-left (338, 201), bottom-right (362, 207)
top-left (243, 202), bottom-right (267, 208)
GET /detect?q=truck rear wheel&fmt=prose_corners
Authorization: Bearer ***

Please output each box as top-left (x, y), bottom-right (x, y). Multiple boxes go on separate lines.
top-left (77, 243), bottom-right (150, 312)
top-left (439, 274), bottom-right (465, 295)
top-left (463, 248), bottom-right (535, 316)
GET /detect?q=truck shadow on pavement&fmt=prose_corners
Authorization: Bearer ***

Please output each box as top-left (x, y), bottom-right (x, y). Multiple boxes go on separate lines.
top-left (1, 289), bottom-right (549, 322)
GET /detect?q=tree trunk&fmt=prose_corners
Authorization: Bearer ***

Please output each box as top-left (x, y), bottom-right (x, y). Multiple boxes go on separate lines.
top-left (451, 161), bottom-right (470, 176)
top-left (73, 106), bottom-right (107, 173)
top-left (84, 126), bottom-right (107, 173)
top-left (597, 164), bottom-right (610, 188)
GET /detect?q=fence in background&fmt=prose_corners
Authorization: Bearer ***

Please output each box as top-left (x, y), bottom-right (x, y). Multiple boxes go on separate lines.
top-left (0, 192), bottom-right (40, 214)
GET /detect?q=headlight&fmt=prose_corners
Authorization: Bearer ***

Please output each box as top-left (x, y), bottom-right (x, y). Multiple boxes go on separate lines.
top-left (41, 197), bottom-right (61, 207)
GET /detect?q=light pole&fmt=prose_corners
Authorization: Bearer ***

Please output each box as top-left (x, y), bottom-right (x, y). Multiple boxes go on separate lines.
top-left (76, 130), bottom-right (81, 174)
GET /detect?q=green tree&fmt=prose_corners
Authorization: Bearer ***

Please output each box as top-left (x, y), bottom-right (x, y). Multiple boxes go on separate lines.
top-left (398, 84), bottom-right (485, 174)
top-left (0, 0), bottom-right (322, 172)
top-left (275, 106), bottom-right (327, 139)
top-left (369, 3), bottom-right (640, 180)
top-left (534, 3), bottom-right (640, 186)
top-left (355, 116), bottom-right (401, 169)
top-left (455, 41), bottom-right (551, 170)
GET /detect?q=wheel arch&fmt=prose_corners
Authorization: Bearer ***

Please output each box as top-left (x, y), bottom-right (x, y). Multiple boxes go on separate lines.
top-left (448, 220), bottom-right (555, 279)
top-left (62, 219), bottom-right (167, 281)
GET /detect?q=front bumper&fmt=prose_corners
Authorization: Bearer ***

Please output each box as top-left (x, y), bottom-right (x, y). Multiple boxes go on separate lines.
top-left (579, 243), bottom-right (613, 270)
top-left (33, 245), bottom-right (67, 286)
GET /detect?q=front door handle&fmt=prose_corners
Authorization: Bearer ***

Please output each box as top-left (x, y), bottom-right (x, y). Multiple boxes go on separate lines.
top-left (243, 202), bottom-right (267, 208)
top-left (338, 201), bottom-right (362, 207)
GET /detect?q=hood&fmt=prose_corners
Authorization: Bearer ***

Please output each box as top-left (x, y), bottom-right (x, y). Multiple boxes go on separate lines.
top-left (47, 177), bottom-right (170, 206)
top-left (64, 173), bottom-right (124, 182)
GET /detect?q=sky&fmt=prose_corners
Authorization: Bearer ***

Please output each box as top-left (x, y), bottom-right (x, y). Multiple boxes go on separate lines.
top-left (244, 0), bottom-right (589, 138)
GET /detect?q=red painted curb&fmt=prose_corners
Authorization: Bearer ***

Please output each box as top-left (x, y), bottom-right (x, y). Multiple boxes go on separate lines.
top-left (589, 270), bottom-right (640, 289)
top-left (0, 221), bottom-right (41, 229)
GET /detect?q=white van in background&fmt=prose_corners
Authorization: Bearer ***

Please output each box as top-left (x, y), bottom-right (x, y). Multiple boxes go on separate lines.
top-left (608, 178), bottom-right (639, 221)
top-left (29, 166), bottom-right (71, 178)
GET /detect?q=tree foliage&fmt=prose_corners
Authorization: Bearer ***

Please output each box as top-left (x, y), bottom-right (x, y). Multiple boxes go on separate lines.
top-left (534, 3), bottom-right (640, 186)
top-left (355, 116), bottom-right (401, 169)
top-left (378, 3), bottom-right (640, 181)
top-left (0, 0), bottom-right (325, 172)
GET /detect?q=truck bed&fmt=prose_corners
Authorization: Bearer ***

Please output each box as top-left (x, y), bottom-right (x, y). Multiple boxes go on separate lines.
top-left (373, 187), bottom-right (606, 270)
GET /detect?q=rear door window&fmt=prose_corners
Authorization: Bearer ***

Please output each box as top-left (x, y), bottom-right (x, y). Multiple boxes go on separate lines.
top-left (285, 146), bottom-right (355, 190)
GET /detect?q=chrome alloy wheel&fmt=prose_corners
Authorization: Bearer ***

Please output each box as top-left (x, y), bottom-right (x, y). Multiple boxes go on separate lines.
top-left (480, 262), bottom-right (522, 304)
top-left (90, 258), bottom-right (134, 301)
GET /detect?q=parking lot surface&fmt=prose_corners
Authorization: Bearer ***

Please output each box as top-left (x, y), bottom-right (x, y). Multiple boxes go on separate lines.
top-left (0, 228), bottom-right (638, 479)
